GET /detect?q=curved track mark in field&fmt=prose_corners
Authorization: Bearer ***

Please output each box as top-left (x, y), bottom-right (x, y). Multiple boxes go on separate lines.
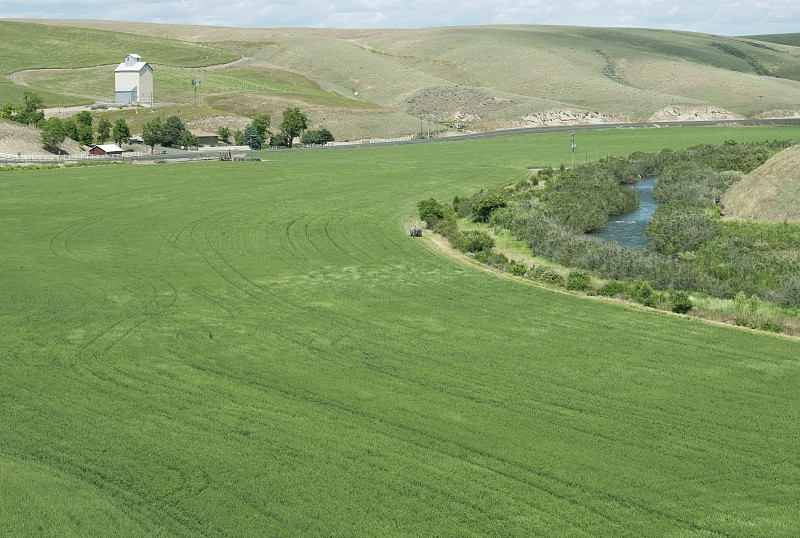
top-left (181, 363), bottom-right (625, 534)
top-left (322, 213), bottom-right (352, 259)
top-left (187, 336), bottom-right (732, 536)
top-left (188, 212), bottom-right (262, 302)
top-left (301, 214), bottom-right (328, 259)
top-left (324, 210), bottom-right (390, 265)
top-left (49, 219), bottom-right (93, 259)
top-left (191, 286), bottom-right (234, 318)
top-left (189, 210), bottom-right (313, 330)
top-left (281, 216), bottom-right (309, 263)
top-left (76, 276), bottom-right (179, 395)
top-left (298, 382), bottom-right (729, 536)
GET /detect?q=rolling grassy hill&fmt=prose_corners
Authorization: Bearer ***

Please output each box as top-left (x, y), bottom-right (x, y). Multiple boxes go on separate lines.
top-left (723, 143), bottom-right (800, 222)
top-left (2, 126), bottom-right (800, 535)
top-left (3, 20), bottom-right (800, 140)
top-left (0, 21), bottom-right (238, 107)
top-left (747, 33), bottom-right (800, 47)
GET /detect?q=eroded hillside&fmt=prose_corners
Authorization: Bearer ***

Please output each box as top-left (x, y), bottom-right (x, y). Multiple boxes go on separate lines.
top-left (723, 144), bottom-right (800, 222)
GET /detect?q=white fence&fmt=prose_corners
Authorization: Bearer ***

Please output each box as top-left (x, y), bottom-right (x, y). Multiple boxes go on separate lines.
top-left (0, 152), bottom-right (143, 162)
top-left (328, 136), bottom-right (414, 146)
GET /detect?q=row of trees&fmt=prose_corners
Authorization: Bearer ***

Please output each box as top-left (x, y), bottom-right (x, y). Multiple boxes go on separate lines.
top-left (4, 92), bottom-right (335, 154)
top-left (141, 115), bottom-right (198, 154)
top-left (2, 91), bottom-right (134, 152)
top-left (218, 107), bottom-right (334, 150)
top-left (1, 90), bottom-right (45, 126)
top-left (40, 113), bottom-right (131, 153)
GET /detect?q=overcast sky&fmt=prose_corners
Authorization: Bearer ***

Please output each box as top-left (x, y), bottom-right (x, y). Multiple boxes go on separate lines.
top-left (2, 0), bottom-right (798, 36)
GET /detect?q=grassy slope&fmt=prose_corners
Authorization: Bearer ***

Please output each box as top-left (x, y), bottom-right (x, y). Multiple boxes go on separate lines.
top-left (2, 126), bottom-right (800, 535)
top-left (5, 20), bottom-right (800, 139)
top-left (0, 21), bottom-right (239, 106)
top-left (723, 143), bottom-right (800, 222)
top-left (746, 34), bottom-right (800, 47)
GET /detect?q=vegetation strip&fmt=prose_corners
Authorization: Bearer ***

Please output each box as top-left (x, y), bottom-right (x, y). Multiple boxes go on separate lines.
top-left (415, 139), bottom-right (800, 335)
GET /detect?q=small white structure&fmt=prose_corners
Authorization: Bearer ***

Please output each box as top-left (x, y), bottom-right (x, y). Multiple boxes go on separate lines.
top-left (114, 54), bottom-right (153, 104)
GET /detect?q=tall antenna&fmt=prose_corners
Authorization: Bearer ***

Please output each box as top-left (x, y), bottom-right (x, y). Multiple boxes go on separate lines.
top-left (192, 78), bottom-right (201, 108)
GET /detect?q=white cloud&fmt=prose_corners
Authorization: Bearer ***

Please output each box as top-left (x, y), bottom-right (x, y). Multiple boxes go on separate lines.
top-left (1, 0), bottom-right (798, 35)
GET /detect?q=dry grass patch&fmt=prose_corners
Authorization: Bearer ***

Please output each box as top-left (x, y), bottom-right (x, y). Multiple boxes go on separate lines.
top-left (723, 144), bottom-right (800, 222)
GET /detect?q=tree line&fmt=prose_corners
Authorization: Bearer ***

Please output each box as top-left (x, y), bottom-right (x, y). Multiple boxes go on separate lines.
top-left (216, 107), bottom-right (334, 150)
top-left (2, 91), bottom-right (335, 154)
top-left (1, 91), bottom-right (133, 153)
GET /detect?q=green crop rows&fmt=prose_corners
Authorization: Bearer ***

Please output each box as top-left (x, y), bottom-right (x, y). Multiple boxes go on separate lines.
top-left (2, 126), bottom-right (800, 535)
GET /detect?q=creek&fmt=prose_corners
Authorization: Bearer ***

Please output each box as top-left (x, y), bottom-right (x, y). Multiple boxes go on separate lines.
top-left (592, 177), bottom-right (660, 250)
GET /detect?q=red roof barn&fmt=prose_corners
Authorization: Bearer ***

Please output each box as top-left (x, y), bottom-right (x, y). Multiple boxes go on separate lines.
top-left (89, 144), bottom-right (124, 156)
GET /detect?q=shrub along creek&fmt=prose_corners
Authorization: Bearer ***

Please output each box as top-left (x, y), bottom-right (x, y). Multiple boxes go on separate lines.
top-left (418, 139), bottom-right (800, 334)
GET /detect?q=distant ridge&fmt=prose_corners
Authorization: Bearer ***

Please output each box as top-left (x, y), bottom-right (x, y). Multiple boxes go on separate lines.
top-left (2, 20), bottom-right (800, 139)
top-left (743, 33), bottom-right (800, 47)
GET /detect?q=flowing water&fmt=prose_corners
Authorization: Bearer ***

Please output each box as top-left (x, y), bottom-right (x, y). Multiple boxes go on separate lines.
top-left (593, 177), bottom-right (660, 250)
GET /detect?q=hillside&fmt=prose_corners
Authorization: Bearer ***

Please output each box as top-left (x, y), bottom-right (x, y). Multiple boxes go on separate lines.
top-left (2, 20), bottom-right (800, 140)
top-left (746, 33), bottom-right (800, 47)
top-left (723, 143), bottom-right (800, 222)
top-left (0, 119), bottom-right (82, 156)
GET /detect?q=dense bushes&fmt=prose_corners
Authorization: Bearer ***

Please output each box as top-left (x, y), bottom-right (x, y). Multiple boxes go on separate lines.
top-left (417, 198), bottom-right (445, 228)
top-left (416, 139), bottom-right (799, 332)
top-left (567, 269), bottom-right (591, 291)
top-left (539, 165), bottom-right (638, 232)
top-left (458, 230), bottom-right (495, 253)
top-left (646, 203), bottom-right (721, 255)
top-left (471, 193), bottom-right (507, 222)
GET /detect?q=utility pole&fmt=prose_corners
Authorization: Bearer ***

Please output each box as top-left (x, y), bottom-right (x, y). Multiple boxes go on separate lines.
top-left (571, 132), bottom-right (576, 168)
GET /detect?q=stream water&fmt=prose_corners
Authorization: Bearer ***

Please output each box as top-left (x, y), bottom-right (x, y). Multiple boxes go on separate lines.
top-left (592, 177), bottom-right (660, 250)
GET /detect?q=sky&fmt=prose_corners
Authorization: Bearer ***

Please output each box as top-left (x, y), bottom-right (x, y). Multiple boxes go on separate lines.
top-left (1, 0), bottom-right (798, 36)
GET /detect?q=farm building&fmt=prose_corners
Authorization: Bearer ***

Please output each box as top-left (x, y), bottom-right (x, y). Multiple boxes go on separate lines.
top-left (89, 144), bottom-right (124, 156)
top-left (192, 131), bottom-right (219, 147)
top-left (114, 54), bottom-right (153, 104)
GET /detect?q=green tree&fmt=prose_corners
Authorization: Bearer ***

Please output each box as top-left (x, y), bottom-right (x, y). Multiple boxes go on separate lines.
top-left (417, 198), bottom-right (445, 228)
top-left (471, 193), bottom-right (507, 222)
top-left (243, 124), bottom-right (262, 150)
top-left (0, 102), bottom-right (13, 120)
top-left (234, 130), bottom-right (244, 146)
top-left (96, 118), bottom-right (111, 144)
top-left (178, 130), bottom-right (199, 149)
top-left (77, 124), bottom-right (94, 145)
top-left (40, 117), bottom-right (65, 153)
top-left (217, 126), bottom-right (231, 143)
top-left (279, 107), bottom-right (308, 148)
top-left (75, 111), bottom-right (93, 127)
top-left (270, 131), bottom-right (289, 147)
top-left (142, 117), bottom-right (164, 154)
top-left (111, 119), bottom-right (131, 146)
top-left (63, 119), bottom-right (79, 141)
top-left (18, 90), bottom-right (44, 125)
top-left (163, 115), bottom-right (185, 148)
top-left (300, 127), bottom-right (334, 145)
top-left (252, 114), bottom-right (271, 141)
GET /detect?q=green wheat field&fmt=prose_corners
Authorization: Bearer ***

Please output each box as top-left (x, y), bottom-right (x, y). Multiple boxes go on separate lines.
top-left (2, 126), bottom-right (800, 535)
